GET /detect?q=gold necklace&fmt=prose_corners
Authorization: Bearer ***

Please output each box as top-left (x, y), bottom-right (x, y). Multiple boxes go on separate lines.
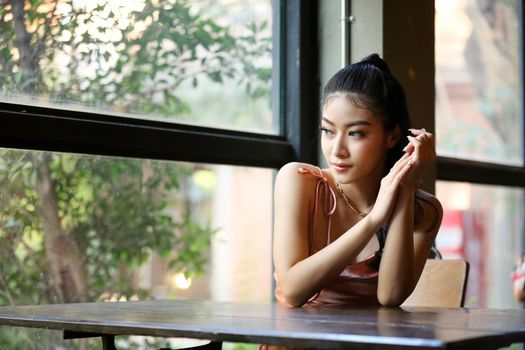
top-left (335, 182), bottom-right (367, 217)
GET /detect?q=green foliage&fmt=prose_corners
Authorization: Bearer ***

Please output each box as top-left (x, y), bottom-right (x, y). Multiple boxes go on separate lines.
top-left (228, 342), bottom-right (260, 350)
top-left (0, 150), bottom-right (216, 304)
top-left (169, 213), bottom-right (218, 278)
top-left (0, 0), bottom-right (271, 304)
top-left (0, 0), bottom-right (271, 118)
top-left (0, 1), bottom-right (271, 346)
top-left (0, 0), bottom-right (270, 298)
top-left (0, 8), bottom-right (271, 348)
top-left (0, 152), bottom-right (47, 306)
top-left (0, 327), bottom-right (40, 350)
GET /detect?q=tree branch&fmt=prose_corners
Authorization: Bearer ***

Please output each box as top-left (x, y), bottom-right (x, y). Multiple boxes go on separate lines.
top-left (0, 267), bottom-right (16, 306)
top-left (32, 0), bottom-right (60, 65)
top-left (10, 0), bottom-right (36, 92)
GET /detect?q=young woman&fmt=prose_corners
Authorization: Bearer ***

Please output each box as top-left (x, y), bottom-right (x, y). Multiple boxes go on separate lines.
top-left (273, 54), bottom-right (442, 307)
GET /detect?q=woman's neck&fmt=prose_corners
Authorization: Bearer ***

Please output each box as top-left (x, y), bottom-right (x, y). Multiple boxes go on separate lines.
top-left (326, 170), bottom-right (381, 215)
top-left (325, 161), bottom-right (385, 213)
top-left (342, 179), bottom-right (380, 212)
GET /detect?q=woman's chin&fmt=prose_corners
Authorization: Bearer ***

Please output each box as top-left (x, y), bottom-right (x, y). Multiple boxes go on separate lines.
top-left (330, 171), bottom-right (355, 184)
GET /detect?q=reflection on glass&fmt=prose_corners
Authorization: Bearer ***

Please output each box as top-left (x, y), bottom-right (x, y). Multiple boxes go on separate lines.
top-left (0, 0), bottom-right (274, 134)
top-left (435, 0), bottom-right (523, 165)
top-left (0, 148), bottom-right (272, 348)
top-left (436, 181), bottom-right (524, 308)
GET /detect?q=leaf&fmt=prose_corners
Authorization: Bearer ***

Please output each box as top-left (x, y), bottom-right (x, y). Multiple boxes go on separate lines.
top-left (207, 71), bottom-right (223, 83)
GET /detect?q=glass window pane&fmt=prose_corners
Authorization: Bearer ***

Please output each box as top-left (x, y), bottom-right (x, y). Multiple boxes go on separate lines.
top-left (0, 0), bottom-right (275, 134)
top-left (0, 148), bottom-right (272, 348)
top-left (436, 181), bottom-right (525, 308)
top-left (435, 0), bottom-right (523, 165)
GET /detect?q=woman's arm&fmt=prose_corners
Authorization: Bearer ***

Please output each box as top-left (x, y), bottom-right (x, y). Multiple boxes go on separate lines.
top-left (377, 186), bottom-right (442, 306)
top-left (274, 160), bottom-right (413, 307)
top-left (273, 163), bottom-right (381, 307)
top-left (377, 129), bottom-right (442, 306)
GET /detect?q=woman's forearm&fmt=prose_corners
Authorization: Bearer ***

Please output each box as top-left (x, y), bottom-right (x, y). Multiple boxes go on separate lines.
top-left (276, 215), bottom-right (383, 307)
top-left (377, 185), bottom-right (416, 306)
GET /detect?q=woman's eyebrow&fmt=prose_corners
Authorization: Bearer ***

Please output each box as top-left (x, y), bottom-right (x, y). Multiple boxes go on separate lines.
top-left (321, 117), bottom-right (372, 128)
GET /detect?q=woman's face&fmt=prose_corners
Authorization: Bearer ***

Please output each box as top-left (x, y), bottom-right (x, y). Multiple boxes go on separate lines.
top-left (320, 95), bottom-right (397, 185)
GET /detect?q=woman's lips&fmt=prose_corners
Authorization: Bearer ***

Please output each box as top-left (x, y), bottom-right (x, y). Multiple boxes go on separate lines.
top-left (332, 163), bottom-right (352, 173)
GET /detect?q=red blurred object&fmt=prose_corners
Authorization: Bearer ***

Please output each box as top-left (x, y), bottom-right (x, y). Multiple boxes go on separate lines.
top-left (437, 209), bottom-right (486, 306)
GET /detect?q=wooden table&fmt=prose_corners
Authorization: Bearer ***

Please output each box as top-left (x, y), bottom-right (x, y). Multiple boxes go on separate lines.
top-left (0, 299), bottom-right (524, 349)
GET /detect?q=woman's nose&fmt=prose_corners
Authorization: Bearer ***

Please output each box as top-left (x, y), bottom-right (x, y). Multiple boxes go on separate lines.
top-left (333, 135), bottom-right (349, 158)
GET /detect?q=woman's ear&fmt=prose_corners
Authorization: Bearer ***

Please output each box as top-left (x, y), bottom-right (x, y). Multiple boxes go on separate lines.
top-left (387, 126), bottom-right (401, 148)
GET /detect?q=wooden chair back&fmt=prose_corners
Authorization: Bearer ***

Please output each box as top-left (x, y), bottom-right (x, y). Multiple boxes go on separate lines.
top-left (401, 259), bottom-right (469, 308)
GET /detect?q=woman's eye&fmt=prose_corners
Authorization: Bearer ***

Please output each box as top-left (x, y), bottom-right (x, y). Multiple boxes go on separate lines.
top-left (348, 130), bottom-right (364, 137)
top-left (319, 127), bottom-right (333, 135)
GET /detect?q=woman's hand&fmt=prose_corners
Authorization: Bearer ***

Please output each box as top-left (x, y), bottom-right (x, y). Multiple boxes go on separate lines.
top-left (367, 152), bottom-right (413, 227)
top-left (402, 128), bottom-right (436, 188)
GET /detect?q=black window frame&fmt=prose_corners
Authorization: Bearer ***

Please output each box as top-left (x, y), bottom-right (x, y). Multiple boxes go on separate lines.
top-left (0, 0), bottom-right (320, 169)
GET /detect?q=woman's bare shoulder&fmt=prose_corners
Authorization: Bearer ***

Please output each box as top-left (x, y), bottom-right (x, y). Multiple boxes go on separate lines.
top-left (415, 189), bottom-right (443, 234)
top-left (275, 162), bottom-right (324, 183)
top-left (274, 162), bottom-right (323, 202)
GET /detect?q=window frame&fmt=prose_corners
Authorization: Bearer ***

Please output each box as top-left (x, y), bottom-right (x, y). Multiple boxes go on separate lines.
top-left (436, 0), bottom-right (525, 189)
top-left (0, 0), bottom-right (319, 169)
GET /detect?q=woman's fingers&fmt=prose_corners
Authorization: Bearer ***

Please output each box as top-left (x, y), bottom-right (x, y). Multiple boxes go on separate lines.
top-left (408, 128), bottom-right (433, 143)
top-left (409, 128), bottom-right (429, 137)
top-left (396, 128), bottom-right (438, 188)
top-left (389, 127), bottom-right (437, 187)
top-left (394, 157), bottom-right (413, 185)
top-left (403, 128), bottom-right (431, 154)
top-left (387, 153), bottom-right (413, 187)
top-left (405, 128), bottom-right (436, 165)
top-left (389, 152), bottom-right (411, 174)
top-left (407, 136), bottom-right (421, 166)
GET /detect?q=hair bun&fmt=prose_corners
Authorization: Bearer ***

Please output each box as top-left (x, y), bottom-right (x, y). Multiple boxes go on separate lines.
top-left (360, 53), bottom-right (391, 74)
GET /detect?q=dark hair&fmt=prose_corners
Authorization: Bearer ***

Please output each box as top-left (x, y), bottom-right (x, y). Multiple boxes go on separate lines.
top-left (321, 53), bottom-right (411, 174)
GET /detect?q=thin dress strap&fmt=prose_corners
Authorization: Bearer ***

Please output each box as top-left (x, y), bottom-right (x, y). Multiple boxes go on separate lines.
top-left (297, 167), bottom-right (337, 251)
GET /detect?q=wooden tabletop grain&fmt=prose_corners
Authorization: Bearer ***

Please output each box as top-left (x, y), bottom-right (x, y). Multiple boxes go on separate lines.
top-left (0, 299), bottom-right (524, 349)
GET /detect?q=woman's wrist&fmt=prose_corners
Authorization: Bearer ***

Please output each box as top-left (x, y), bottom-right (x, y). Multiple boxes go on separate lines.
top-left (396, 187), bottom-right (416, 211)
top-left (400, 180), bottom-right (419, 196)
top-left (364, 210), bottom-right (386, 233)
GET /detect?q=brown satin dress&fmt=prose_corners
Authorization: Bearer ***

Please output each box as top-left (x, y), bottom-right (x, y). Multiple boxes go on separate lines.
top-left (274, 166), bottom-right (386, 307)
top-left (261, 167), bottom-right (386, 350)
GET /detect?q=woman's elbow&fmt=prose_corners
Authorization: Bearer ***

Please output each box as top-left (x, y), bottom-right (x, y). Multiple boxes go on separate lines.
top-left (378, 295), bottom-right (404, 307)
top-left (377, 289), bottom-right (409, 307)
top-left (278, 283), bottom-right (309, 307)
top-left (283, 296), bottom-right (306, 308)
